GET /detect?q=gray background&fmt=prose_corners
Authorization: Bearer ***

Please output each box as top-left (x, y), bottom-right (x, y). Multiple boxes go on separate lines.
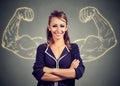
top-left (0, 0), bottom-right (120, 86)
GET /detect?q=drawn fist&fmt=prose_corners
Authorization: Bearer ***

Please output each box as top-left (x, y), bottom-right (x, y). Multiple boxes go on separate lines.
top-left (15, 7), bottom-right (34, 21)
top-left (79, 6), bottom-right (98, 23)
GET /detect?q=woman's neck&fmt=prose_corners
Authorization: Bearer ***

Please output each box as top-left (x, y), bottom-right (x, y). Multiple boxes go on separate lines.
top-left (51, 38), bottom-right (65, 47)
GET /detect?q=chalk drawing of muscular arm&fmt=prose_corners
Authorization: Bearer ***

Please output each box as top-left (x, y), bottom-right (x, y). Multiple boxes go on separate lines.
top-left (2, 6), bottom-right (117, 62)
top-left (74, 6), bottom-right (117, 62)
top-left (2, 7), bottom-right (45, 59)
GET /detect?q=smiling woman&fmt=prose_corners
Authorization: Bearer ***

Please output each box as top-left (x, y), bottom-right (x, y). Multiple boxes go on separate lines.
top-left (32, 10), bottom-right (85, 86)
top-left (48, 17), bottom-right (67, 42)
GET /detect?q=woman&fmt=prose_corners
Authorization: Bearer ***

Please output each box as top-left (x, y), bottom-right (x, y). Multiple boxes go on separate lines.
top-left (32, 10), bottom-right (85, 86)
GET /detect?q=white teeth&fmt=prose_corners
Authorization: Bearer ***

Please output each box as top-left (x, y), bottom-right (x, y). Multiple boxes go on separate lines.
top-left (56, 34), bottom-right (61, 35)
top-left (54, 33), bottom-right (62, 36)
top-left (55, 32), bottom-right (62, 35)
top-left (54, 31), bottom-right (64, 36)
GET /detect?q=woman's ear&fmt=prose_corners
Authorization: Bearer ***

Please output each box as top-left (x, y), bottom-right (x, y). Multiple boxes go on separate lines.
top-left (66, 25), bottom-right (68, 31)
top-left (48, 25), bottom-right (51, 31)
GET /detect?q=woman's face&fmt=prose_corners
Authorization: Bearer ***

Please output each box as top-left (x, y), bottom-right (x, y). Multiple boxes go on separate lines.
top-left (48, 17), bottom-right (67, 40)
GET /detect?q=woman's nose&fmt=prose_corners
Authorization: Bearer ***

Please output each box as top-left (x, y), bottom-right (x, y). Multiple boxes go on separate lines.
top-left (56, 26), bottom-right (61, 30)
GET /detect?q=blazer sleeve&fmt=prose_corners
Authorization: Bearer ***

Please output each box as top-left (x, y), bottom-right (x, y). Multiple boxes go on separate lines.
top-left (32, 44), bottom-right (46, 81)
top-left (71, 43), bottom-right (85, 80)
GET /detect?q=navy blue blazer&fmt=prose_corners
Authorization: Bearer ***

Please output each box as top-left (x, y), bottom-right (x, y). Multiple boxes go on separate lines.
top-left (32, 43), bottom-right (85, 86)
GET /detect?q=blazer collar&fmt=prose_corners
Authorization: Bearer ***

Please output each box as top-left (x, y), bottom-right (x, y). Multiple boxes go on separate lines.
top-left (45, 45), bottom-right (70, 61)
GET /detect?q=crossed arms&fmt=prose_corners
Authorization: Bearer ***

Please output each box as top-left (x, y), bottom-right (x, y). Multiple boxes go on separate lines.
top-left (32, 44), bottom-right (85, 82)
top-left (41, 59), bottom-right (79, 82)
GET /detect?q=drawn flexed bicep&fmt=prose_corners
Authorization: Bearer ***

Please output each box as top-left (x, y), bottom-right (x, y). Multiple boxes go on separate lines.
top-left (74, 6), bottom-right (117, 62)
top-left (2, 7), bottom-right (39, 59)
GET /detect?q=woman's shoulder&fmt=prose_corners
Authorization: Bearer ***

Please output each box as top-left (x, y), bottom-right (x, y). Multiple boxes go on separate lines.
top-left (70, 43), bottom-right (79, 48)
top-left (70, 43), bottom-right (80, 54)
top-left (37, 43), bottom-right (47, 50)
top-left (70, 43), bottom-right (80, 52)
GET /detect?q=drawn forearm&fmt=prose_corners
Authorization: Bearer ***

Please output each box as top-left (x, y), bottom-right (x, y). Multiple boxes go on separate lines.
top-left (2, 15), bottom-right (21, 48)
top-left (93, 12), bottom-right (117, 47)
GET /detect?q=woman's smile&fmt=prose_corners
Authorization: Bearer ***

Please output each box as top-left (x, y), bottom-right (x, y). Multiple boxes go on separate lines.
top-left (54, 30), bottom-right (64, 36)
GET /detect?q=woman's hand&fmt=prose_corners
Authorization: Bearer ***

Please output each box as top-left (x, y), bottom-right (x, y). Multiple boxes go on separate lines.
top-left (70, 59), bottom-right (80, 69)
top-left (43, 67), bottom-right (54, 73)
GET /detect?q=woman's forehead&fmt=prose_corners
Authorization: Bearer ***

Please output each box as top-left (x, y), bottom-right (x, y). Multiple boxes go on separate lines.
top-left (50, 17), bottom-right (66, 24)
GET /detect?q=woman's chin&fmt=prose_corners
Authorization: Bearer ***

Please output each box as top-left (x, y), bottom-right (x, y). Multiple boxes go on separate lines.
top-left (54, 36), bottom-right (63, 40)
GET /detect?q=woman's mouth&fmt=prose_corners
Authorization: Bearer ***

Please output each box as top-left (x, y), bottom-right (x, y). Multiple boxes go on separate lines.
top-left (54, 32), bottom-right (63, 36)
top-left (53, 31), bottom-right (64, 38)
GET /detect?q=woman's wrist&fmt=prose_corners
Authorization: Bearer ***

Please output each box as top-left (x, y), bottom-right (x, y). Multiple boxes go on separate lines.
top-left (43, 67), bottom-right (56, 73)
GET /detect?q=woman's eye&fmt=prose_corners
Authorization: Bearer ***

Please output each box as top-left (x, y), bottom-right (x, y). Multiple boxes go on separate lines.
top-left (60, 25), bottom-right (65, 27)
top-left (52, 24), bottom-right (65, 28)
top-left (52, 25), bottom-right (57, 28)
